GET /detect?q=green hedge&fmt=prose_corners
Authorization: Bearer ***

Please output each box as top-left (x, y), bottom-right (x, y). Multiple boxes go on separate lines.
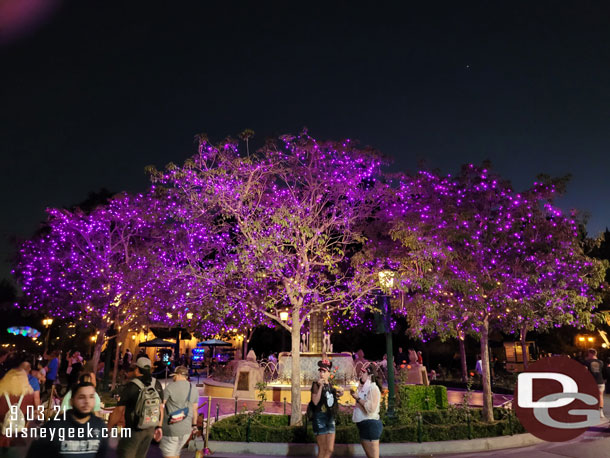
top-left (395, 385), bottom-right (449, 411)
top-left (209, 409), bottom-right (524, 443)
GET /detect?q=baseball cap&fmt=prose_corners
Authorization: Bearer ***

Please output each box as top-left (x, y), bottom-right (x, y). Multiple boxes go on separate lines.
top-left (136, 357), bottom-right (152, 369)
top-left (170, 365), bottom-right (189, 377)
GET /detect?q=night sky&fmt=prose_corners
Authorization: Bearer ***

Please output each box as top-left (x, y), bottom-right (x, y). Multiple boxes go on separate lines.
top-left (2, 1), bottom-right (610, 280)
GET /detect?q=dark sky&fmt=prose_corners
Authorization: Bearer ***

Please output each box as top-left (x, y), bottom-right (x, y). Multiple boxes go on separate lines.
top-left (1, 1), bottom-right (609, 280)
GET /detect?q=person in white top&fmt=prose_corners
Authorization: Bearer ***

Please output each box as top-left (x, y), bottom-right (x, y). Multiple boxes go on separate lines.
top-left (350, 365), bottom-right (383, 458)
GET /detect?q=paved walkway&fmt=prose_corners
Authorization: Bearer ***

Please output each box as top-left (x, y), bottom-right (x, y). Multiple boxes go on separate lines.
top-left (180, 423), bottom-right (610, 458)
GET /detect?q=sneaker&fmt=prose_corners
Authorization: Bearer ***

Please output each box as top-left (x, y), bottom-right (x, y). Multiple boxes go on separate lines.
top-left (600, 409), bottom-right (605, 418)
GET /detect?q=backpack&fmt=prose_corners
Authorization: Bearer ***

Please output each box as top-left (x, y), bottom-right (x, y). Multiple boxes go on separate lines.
top-left (2, 394), bottom-right (25, 437)
top-left (131, 377), bottom-right (161, 429)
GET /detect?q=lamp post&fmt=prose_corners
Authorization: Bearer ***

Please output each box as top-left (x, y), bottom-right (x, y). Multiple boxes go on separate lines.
top-left (42, 318), bottom-right (53, 354)
top-left (377, 269), bottom-right (395, 417)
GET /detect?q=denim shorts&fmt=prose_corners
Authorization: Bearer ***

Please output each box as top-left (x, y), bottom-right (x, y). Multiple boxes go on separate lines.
top-left (312, 411), bottom-right (336, 435)
top-left (356, 419), bottom-right (383, 441)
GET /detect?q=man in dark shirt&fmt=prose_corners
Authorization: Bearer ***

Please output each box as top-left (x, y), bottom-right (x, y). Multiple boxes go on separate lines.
top-left (396, 347), bottom-right (408, 366)
top-left (584, 348), bottom-right (606, 418)
top-left (112, 356), bottom-right (163, 458)
top-left (26, 382), bottom-right (108, 457)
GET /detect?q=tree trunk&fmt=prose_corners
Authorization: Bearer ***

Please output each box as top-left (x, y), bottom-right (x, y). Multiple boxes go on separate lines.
top-left (90, 324), bottom-right (108, 374)
top-left (459, 335), bottom-right (468, 383)
top-left (111, 338), bottom-right (121, 391)
top-left (243, 327), bottom-right (255, 360)
top-left (480, 318), bottom-right (493, 422)
top-left (520, 324), bottom-right (529, 370)
top-left (111, 327), bottom-right (128, 391)
top-left (290, 308), bottom-right (302, 426)
top-left (243, 328), bottom-right (249, 360)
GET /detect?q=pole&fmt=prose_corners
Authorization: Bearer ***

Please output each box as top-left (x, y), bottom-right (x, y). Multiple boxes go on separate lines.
top-left (204, 395), bottom-right (212, 455)
top-left (377, 292), bottom-right (395, 418)
top-left (385, 329), bottom-right (395, 417)
top-left (43, 326), bottom-right (51, 354)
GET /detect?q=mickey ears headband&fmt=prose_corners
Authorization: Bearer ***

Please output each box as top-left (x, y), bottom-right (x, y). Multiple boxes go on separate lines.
top-left (318, 359), bottom-right (332, 370)
top-left (361, 365), bottom-right (375, 375)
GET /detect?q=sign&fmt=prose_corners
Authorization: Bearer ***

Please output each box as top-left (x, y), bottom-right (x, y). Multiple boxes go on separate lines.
top-left (514, 356), bottom-right (600, 442)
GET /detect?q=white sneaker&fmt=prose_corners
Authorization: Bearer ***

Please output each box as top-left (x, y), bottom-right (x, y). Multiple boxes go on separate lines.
top-left (600, 409), bottom-right (605, 418)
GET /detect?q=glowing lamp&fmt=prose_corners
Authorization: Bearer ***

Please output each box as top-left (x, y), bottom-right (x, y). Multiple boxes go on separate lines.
top-left (280, 311), bottom-right (289, 321)
top-left (578, 337), bottom-right (585, 342)
top-left (378, 269), bottom-right (395, 291)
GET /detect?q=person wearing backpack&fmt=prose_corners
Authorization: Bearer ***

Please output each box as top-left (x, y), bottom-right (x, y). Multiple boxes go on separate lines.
top-left (114, 357), bottom-right (164, 458)
top-left (159, 366), bottom-right (199, 458)
top-left (0, 368), bottom-right (34, 448)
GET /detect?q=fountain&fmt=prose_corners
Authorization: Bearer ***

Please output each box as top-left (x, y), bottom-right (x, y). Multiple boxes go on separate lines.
top-left (267, 312), bottom-right (357, 403)
top-left (203, 313), bottom-right (359, 403)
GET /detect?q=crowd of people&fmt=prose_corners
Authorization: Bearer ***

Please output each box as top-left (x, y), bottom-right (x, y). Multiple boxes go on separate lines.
top-left (0, 348), bottom-right (201, 458)
top-left (3, 343), bottom-right (609, 458)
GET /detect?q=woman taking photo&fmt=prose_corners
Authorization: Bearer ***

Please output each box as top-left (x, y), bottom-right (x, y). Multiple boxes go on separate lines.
top-left (351, 365), bottom-right (383, 458)
top-left (309, 360), bottom-right (341, 458)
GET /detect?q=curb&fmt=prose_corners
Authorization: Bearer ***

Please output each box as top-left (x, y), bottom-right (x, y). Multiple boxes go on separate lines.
top-left (208, 433), bottom-right (544, 456)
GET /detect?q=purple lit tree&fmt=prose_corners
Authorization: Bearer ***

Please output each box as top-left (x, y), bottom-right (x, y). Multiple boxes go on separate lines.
top-left (152, 132), bottom-right (388, 425)
top-left (14, 192), bottom-right (178, 374)
top-left (391, 166), bottom-right (605, 421)
top-left (495, 178), bottom-right (607, 370)
top-left (385, 170), bottom-right (474, 382)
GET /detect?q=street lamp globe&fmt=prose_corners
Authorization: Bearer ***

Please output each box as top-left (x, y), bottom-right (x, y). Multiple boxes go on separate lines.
top-left (378, 269), bottom-right (395, 291)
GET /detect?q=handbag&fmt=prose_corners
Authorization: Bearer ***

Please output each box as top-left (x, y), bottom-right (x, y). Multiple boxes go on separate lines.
top-left (167, 383), bottom-right (192, 424)
top-left (306, 401), bottom-right (315, 420)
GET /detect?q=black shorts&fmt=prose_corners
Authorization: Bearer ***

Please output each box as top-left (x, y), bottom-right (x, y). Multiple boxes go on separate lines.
top-left (356, 419), bottom-right (383, 441)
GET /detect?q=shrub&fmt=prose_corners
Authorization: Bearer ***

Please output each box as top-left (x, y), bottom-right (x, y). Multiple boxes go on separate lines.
top-left (395, 385), bottom-right (449, 412)
top-left (209, 408), bottom-right (524, 443)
